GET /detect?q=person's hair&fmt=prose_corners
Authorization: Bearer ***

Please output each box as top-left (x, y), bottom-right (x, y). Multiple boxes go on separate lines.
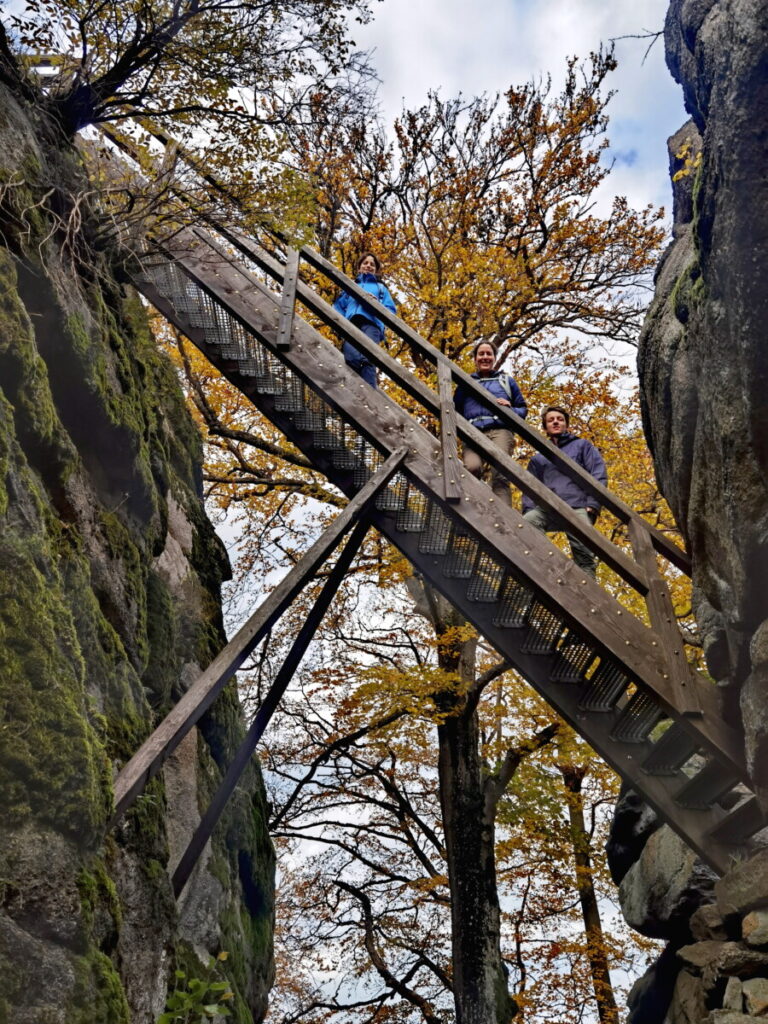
top-left (472, 340), bottom-right (498, 358)
top-left (357, 252), bottom-right (380, 274)
top-left (541, 405), bottom-right (570, 427)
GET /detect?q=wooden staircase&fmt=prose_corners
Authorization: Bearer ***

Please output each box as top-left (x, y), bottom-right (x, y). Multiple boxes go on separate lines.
top-left (121, 221), bottom-right (766, 884)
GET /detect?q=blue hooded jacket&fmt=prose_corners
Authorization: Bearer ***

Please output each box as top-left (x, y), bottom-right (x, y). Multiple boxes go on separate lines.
top-left (453, 372), bottom-right (527, 430)
top-left (333, 273), bottom-right (397, 334)
top-left (522, 431), bottom-right (607, 513)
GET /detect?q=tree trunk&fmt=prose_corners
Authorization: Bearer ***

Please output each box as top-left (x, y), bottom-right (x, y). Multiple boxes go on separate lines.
top-left (559, 765), bottom-right (619, 1024)
top-left (434, 604), bottom-right (517, 1024)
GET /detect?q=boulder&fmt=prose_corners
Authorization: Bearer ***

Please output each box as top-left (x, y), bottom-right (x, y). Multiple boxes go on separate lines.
top-left (619, 827), bottom-right (716, 941)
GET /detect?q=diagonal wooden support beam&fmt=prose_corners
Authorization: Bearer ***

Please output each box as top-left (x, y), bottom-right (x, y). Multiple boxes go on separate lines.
top-left (110, 448), bottom-right (407, 825)
top-left (172, 517), bottom-right (370, 896)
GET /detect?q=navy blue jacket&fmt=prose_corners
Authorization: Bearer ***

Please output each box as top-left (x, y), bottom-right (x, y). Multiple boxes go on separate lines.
top-left (453, 372), bottom-right (527, 430)
top-left (522, 431), bottom-right (607, 513)
top-left (333, 273), bottom-right (396, 334)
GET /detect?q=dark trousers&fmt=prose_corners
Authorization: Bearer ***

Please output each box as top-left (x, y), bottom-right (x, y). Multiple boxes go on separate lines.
top-left (343, 318), bottom-right (382, 388)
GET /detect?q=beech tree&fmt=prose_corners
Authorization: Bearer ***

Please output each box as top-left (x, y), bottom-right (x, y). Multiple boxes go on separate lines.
top-left (249, 564), bottom-right (658, 1024)
top-left (0, 0), bottom-right (377, 254)
top-left (151, 50), bottom-right (678, 1023)
top-left (1, 0), bottom-right (371, 137)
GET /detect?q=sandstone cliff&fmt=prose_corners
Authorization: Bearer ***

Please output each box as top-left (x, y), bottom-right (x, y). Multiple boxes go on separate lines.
top-left (0, 81), bottom-right (274, 1023)
top-left (638, 0), bottom-right (768, 798)
top-left (620, 1), bottom-right (768, 1020)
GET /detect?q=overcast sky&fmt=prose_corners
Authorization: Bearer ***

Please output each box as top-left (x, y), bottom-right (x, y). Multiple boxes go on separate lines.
top-left (350, 0), bottom-right (687, 218)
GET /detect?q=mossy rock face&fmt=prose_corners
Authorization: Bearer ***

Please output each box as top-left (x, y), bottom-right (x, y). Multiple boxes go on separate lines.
top-left (0, 81), bottom-right (273, 1023)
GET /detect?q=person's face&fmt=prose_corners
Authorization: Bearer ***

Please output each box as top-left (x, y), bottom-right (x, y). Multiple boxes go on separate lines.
top-left (543, 410), bottom-right (568, 438)
top-left (474, 344), bottom-right (496, 375)
top-left (359, 255), bottom-right (377, 274)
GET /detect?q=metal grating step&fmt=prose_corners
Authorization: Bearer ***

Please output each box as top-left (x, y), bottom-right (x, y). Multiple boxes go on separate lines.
top-left (642, 723), bottom-right (701, 776)
top-left (418, 502), bottom-right (452, 555)
top-left (466, 551), bottom-right (505, 602)
top-left (708, 797), bottom-right (768, 845)
top-left (493, 576), bottom-right (534, 628)
top-left (443, 534), bottom-right (479, 579)
top-left (578, 660), bottom-right (629, 712)
top-left (274, 377), bottom-right (307, 413)
top-left (675, 761), bottom-right (741, 810)
top-left (313, 425), bottom-right (345, 450)
top-left (396, 484), bottom-right (429, 532)
top-left (374, 472), bottom-right (408, 512)
top-left (521, 602), bottom-right (565, 655)
top-left (610, 690), bottom-right (664, 743)
top-left (550, 631), bottom-right (596, 683)
top-left (253, 372), bottom-right (285, 395)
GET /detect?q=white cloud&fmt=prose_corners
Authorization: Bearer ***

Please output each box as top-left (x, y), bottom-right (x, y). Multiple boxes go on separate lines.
top-left (353, 0), bottom-right (687, 213)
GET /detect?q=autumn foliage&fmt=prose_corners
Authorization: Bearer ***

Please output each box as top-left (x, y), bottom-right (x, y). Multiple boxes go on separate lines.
top-left (146, 48), bottom-right (684, 1024)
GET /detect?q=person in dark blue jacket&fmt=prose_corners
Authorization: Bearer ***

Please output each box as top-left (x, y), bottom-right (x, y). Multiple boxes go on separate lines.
top-left (333, 252), bottom-right (397, 388)
top-left (522, 405), bottom-right (607, 577)
top-left (453, 340), bottom-right (527, 505)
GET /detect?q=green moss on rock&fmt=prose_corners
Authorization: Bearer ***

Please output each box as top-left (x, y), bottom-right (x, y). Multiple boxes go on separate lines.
top-left (0, 530), bottom-right (111, 844)
top-left (71, 949), bottom-right (130, 1024)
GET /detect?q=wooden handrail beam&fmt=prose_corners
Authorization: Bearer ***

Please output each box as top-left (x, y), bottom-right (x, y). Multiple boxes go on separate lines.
top-left (178, 228), bottom-right (649, 594)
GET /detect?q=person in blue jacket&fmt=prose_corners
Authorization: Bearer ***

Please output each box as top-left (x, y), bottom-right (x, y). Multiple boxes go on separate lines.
top-left (522, 405), bottom-right (607, 577)
top-left (333, 252), bottom-right (397, 388)
top-left (452, 340), bottom-right (527, 505)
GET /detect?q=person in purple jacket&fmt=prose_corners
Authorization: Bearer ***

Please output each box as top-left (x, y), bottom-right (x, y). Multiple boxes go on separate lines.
top-left (453, 340), bottom-right (527, 506)
top-left (522, 405), bottom-right (607, 577)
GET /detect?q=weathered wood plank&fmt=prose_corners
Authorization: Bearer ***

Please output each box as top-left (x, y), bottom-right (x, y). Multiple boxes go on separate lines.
top-left (110, 447), bottom-right (407, 824)
top-left (437, 358), bottom-right (462, 503)
top-left (627, 518), bottom-right (702, 715)
top-left (276, 247), bottom-right (299, 350)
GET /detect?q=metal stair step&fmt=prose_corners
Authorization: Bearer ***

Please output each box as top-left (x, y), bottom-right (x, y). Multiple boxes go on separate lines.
top-left (708, 797), bottom-right (768, 844)
top-left (675, 760), bottom-right (741, 810)
top-left (293, 408), bottom-right (325, 431)
top-left (443, 536), bottom-right (479, 579)
top-left (332, 447), bottom-right (360, 470)
top-left (550, 631), bottom-right (596, 683)
top-left (274, 383), bottom-right (307, 413)
top-left (418, 504), bottom-right (452, 555)
top-left (313, 427), bottom-right (344, 450)
top-left (521, 602), bottom-right (565, 655)
top-left (610, 690), bottom-right (663, 742)
top-left (641, 723), bottom-right (701, 776)
top-left (374, 474), bottom-right (408, 511)
top-left (466, 551), bottom-right (504, 602)
top-left (253, 373), bottom-right (285, 394)
top-left (578, 660), bottom-right (629, 712)
top-left (492, 576), bottom-right (533, 628)
top-left (396, 486), bottom-right (429, 532)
